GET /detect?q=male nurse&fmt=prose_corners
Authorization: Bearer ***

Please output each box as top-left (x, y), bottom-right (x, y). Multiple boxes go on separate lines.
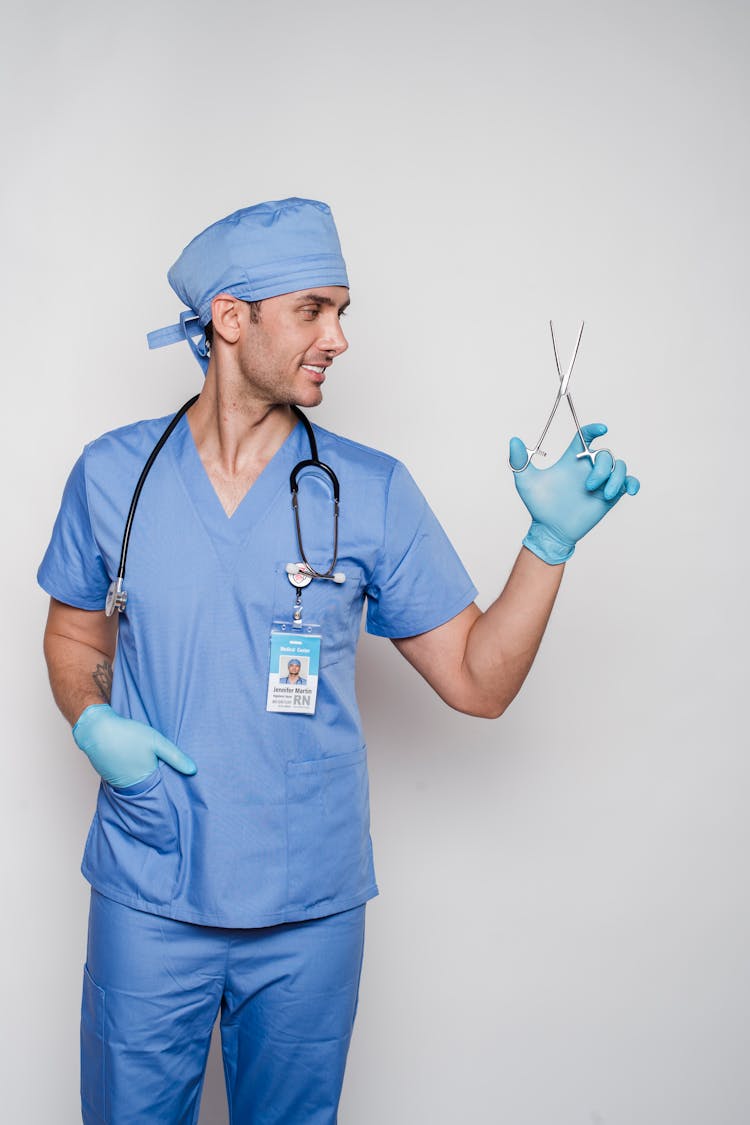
top-left (39, 197), bottom-right (639, 1124)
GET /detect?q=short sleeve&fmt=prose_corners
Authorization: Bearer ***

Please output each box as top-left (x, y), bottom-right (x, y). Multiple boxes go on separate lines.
top-left (37, 449), bottom-right (111, 610)
top-left (365, 461), bottom-right (477, 638)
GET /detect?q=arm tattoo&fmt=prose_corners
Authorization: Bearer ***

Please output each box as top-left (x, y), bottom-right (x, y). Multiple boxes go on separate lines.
top-left (92, 660), bottom-right (113, 703)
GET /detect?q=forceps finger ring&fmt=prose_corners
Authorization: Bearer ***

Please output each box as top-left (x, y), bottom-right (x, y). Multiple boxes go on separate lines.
top-left (512, 439), bottom-right (549, 473)
top-left (562, 389), bottom-right (616, 470)
top-left (575, 444), bottom-right (615, 469)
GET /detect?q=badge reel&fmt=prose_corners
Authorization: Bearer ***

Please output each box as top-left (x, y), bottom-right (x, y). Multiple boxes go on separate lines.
top-left (266, 566), bottom-right (323, 716)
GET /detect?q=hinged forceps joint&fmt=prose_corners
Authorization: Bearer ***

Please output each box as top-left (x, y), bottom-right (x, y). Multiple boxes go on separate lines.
top-left (511, 322), bottom-right (615, 473)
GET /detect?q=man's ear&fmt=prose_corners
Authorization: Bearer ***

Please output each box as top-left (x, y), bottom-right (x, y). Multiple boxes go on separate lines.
top-left (210, 294), bottom-right (244, 344)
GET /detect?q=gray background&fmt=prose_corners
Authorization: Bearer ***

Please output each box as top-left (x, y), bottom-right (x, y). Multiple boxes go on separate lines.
top-left (2, 0), bottom-right (748, 1122)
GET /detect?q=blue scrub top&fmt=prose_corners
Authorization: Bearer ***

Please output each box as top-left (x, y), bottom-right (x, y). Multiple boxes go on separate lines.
top-left (39, 414), bottom-right (478, 927)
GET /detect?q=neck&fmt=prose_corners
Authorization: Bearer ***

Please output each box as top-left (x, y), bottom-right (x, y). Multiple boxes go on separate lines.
top-left (188, 366), bottom-right (296, 476)
top-left (184, 363), bottom-right (301, 517)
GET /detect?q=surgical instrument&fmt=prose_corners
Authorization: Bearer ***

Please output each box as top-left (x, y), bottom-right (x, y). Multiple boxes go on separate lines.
top-left (511, 322), bottom-right (615, 473)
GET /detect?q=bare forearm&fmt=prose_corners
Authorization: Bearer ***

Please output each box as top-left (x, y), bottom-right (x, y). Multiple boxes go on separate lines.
top-left (394, 548), bottom-right (564, 719)
top-left (44, 634), bottom-right (113, 726)
top-left (43, 599), bottom-right (118, 727)
top-left (461, 547), bottom-right (564, 717)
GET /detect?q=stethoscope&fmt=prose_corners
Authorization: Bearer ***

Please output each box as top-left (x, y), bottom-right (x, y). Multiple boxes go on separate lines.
top-left (105, 397), bottom-right (344, 617)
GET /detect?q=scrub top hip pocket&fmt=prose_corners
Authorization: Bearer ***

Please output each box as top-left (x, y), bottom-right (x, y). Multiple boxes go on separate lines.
top-left (83, 765), bottom-right (181, 906)
top-left (286, 746), bottom-right (375, 913)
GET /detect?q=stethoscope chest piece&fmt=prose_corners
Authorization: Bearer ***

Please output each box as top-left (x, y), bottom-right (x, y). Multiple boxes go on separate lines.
top-left (106, 577), bottom-right (127, 616)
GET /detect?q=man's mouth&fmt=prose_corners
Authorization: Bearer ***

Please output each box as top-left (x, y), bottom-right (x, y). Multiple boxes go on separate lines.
top-left (301, 364), bottom-right (328, 379)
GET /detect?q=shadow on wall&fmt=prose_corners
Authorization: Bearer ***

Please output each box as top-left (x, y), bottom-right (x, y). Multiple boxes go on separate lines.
top-left (199, 1021), bottom-right (229, 1125)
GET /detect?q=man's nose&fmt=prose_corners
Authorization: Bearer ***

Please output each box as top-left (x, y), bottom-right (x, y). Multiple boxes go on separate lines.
top-left (318, 317), bottom-right (348, 356)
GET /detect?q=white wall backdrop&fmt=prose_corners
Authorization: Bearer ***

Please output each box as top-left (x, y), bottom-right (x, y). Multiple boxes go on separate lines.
top-left (2, 1), bottom-right (748, 1122)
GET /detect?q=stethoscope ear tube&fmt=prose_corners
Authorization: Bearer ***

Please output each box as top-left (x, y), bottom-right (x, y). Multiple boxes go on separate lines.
top-left (289, 459), bottom-right (340, 502)
top-left (290, 462), bottom-right (340, 580)
top-left (289, 405), bottom-right (342, 580)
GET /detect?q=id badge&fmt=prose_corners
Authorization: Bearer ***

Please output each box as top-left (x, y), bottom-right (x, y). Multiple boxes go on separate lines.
top-left (267, 621), bottom-right (322, 715)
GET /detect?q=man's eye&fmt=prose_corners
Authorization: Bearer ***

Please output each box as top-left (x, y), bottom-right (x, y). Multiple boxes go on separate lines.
top-left (338, 310), bottom-right (347, 319)
top-left (302, 307), bottom-right (319, 318)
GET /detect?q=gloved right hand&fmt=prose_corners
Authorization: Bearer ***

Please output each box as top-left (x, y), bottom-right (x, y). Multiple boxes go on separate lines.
top-left (72, 703), bottom-right (197, 789)
top-left (510, 422), bottom-right (640, 565)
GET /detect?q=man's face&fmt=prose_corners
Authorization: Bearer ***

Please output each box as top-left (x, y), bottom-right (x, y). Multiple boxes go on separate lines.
top-left (287, 661), bottom-right (301, 677)
top-left (236, 286), bottom-right (349, 408)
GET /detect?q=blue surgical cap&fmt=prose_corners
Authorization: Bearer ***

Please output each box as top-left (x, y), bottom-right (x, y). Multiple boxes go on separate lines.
top-left (147, 197), bottom-right (349, 373)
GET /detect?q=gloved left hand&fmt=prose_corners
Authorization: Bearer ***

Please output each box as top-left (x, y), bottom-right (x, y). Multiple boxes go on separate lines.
top-left (72, 704), bottom-right (198, 788)
top-left (510, 422), bottom-right (640, 565)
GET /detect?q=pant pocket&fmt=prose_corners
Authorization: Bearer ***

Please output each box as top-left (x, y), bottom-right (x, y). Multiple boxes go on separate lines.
top-left (81, 964), bottom-right (107, 1123)
top-left (286, 747), bottom-right (375, 912)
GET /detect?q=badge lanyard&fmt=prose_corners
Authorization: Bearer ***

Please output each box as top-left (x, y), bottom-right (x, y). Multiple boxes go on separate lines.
top-left (96, 395), bottom-right (340, 716)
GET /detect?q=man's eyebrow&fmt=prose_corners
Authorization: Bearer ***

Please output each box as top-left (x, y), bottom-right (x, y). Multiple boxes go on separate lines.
top-left (297, 293), bottom-right (351, 311)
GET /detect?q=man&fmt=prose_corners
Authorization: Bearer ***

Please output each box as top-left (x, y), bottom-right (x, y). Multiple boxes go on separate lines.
top-left (280, 659), bottom-right (307, 685)
top-left (39, 197), bottom-right (638, 1124)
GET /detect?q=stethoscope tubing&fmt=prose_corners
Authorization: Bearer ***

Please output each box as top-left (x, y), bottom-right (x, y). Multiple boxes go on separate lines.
top-left (107, 398), bottom-right (340, 615)
top-left (116, 394), bottom-right (200, 581)
top-left (289, 406), bottom-right (341, 580)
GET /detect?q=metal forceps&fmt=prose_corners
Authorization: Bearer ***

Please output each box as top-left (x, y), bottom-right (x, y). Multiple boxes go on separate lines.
top-left (511, 322), bottom-right (615, 473)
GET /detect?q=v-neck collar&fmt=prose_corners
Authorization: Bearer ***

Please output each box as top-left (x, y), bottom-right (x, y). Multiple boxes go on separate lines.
top-left (167, 413), bottom-right (308, 553)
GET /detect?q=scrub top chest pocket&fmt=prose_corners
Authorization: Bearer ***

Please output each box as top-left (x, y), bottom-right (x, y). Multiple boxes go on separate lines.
top-left (271, 561), bottom-right (364, 671)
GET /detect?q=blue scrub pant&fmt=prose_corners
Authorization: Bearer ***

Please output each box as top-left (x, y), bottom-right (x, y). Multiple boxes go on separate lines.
top-left (81, 890), bottom-right (366, 1124)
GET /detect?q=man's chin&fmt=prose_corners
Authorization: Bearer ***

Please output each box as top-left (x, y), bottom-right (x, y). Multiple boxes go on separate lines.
top-left (294, 387), bottom-right (324, 409)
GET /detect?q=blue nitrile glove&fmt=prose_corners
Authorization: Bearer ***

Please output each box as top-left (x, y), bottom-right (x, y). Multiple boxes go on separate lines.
top-left (509, 422), bottom-right (640, 565)
top-left (72, 704), bottom-right (197, 788)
